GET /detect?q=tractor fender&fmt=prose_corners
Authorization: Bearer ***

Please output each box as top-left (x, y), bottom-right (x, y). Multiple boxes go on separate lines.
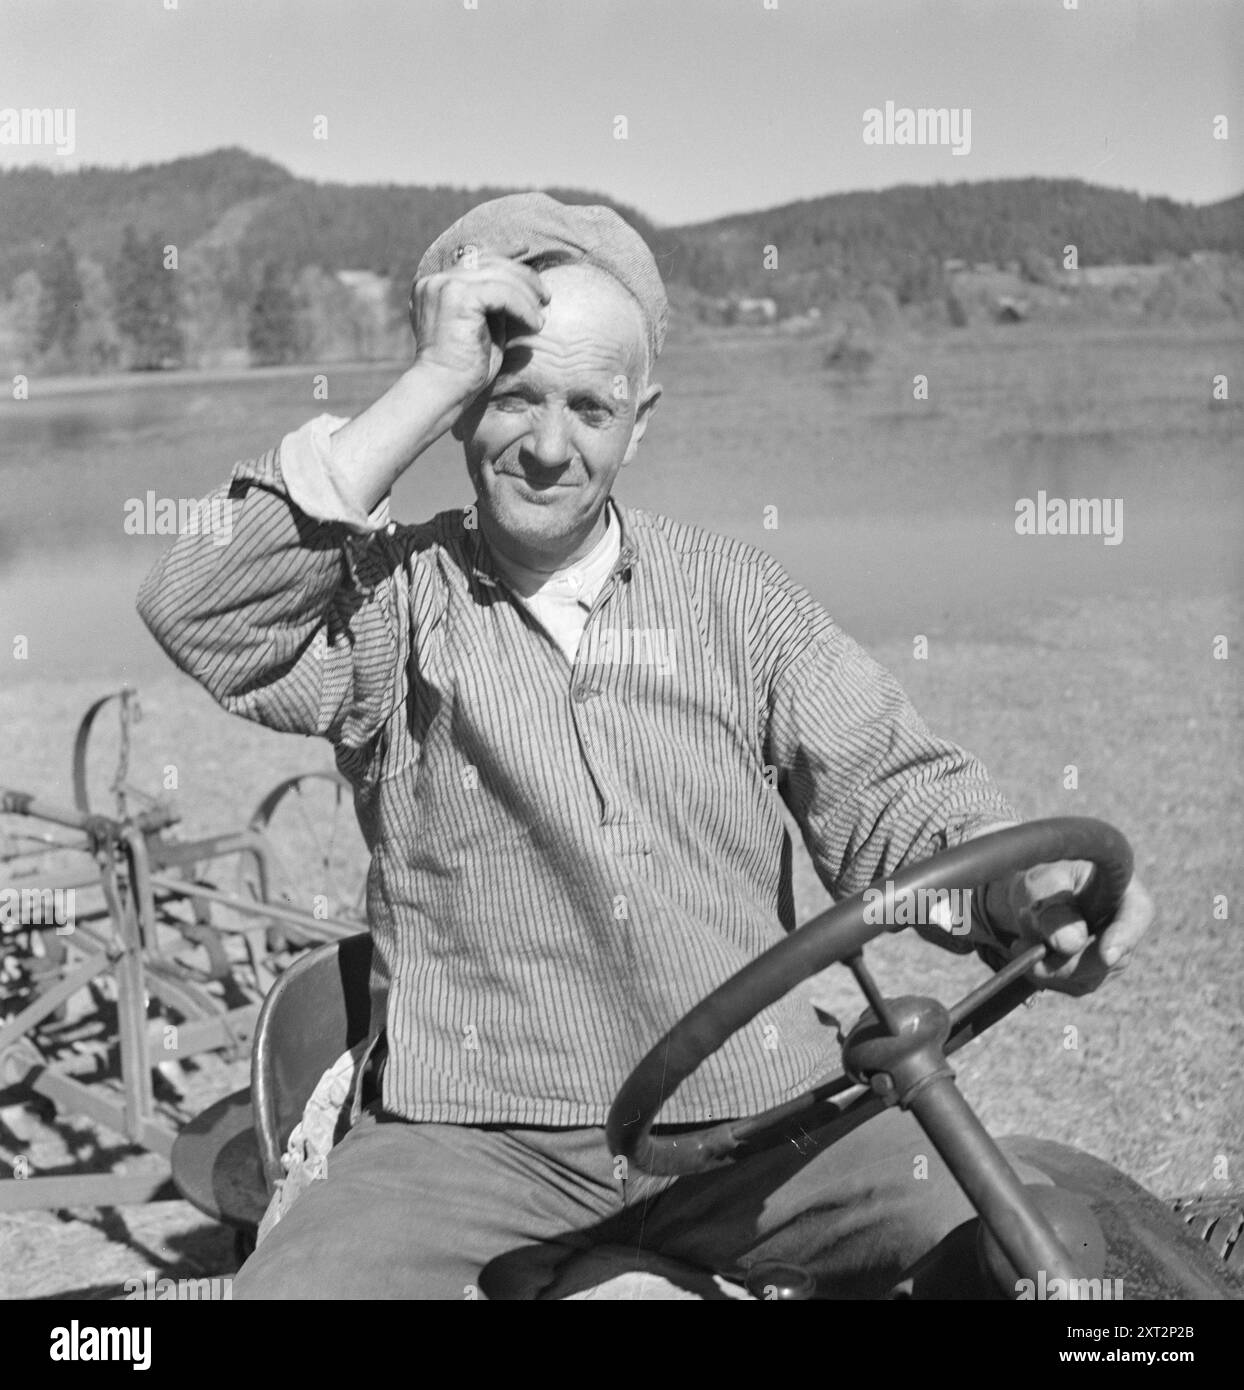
top-left (1007, 1136), bottom-right (1243, 1301)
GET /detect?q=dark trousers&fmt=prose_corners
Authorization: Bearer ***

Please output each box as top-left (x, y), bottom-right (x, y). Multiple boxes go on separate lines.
top-left (234, 1101), bottom-right (1051, 1299)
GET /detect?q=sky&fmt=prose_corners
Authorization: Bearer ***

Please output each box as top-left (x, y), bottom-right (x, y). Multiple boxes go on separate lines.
top-left (1, 0), bottom-right (1240, 226)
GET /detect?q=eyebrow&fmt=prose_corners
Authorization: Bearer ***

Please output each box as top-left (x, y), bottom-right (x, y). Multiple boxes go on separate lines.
top-left (568, 389), bottom-right (618, 412)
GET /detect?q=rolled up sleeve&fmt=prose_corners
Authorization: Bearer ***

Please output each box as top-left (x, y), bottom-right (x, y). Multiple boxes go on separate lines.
top-left (136, 417), bottom-right (409, 756)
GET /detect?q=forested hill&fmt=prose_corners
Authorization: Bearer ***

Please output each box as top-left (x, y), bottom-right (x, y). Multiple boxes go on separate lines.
top-left (663, 179), bottom-right (1244, 307)
top-left (2, 147), bottom-right (1238, 297)
top-left (0, 150), bottom-right (294, 287)
top-left (1, 147), bottom-right (1239, 374)
top-left (0, 147), bottom-right (661, 294)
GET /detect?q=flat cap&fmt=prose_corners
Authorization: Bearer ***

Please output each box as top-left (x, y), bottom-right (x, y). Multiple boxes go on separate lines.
top-left (417, 191), bottom-right (668, 362)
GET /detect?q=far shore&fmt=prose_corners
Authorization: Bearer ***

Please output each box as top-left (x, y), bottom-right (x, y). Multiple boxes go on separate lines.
top-left (0, 358), bottom-right (412, 401)
top-left (3, 318), bottom-right (1234, 403)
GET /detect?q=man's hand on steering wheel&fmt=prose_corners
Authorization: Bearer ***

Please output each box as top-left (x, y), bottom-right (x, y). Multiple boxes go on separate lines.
top-left (978, 852), bottom-right (1155, 996)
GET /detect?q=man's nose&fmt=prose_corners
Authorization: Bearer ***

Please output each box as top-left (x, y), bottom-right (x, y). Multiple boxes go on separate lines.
top-left (523, 406), bottom-right (574, 470)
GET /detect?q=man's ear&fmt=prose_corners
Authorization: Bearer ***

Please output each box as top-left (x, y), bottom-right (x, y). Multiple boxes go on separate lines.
top-left (622, 381), bottom-right (662, 467)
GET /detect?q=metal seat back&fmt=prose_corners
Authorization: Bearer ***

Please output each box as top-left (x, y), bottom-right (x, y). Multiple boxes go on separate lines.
top-left (251, 932), bottom-right (373, 1189)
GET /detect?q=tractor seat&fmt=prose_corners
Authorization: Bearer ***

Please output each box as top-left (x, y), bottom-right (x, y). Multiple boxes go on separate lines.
top-left (172, 932), bottom-right (375, 1249)
top-left (172, 933), bottom-right (751, 1297)
top-left (170, 1088), bottom-right (267, 1233)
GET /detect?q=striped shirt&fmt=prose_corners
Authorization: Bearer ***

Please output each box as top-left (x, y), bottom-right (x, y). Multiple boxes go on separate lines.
top-left (136, 415), bottom-right (1017, 1126)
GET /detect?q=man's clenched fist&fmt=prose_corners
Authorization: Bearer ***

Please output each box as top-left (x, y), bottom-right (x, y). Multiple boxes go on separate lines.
top-left (409, 247), bottom-right (550, 410)
top-left (980, 859), bottom-right (1155, 996)
top-left (316, 251), bottom-right (550, 516)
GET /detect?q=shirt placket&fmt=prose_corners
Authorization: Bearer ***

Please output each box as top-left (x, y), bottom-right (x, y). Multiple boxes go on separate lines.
top-left (568, 557), bottom-right (652, 856)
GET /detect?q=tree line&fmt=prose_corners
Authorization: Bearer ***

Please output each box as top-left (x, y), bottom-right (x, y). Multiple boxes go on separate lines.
top-left (4, 227), bottom-right (400, 374)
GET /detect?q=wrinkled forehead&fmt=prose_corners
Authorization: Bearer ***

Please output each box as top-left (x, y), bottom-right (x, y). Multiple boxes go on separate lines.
top-left (508, 262), bottom-right (648, 378)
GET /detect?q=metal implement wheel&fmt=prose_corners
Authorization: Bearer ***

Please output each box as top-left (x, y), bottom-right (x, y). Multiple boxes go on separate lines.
top-left (239, 772), bottom-right (368, 931)
top-left (71, 687), bottom-right (176, 828)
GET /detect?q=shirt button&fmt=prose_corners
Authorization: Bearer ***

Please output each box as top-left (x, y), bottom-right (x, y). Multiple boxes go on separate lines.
top-left (573, 684), bottom-right (596, 702)
top-left (566, 572), bottom-right (583, 593)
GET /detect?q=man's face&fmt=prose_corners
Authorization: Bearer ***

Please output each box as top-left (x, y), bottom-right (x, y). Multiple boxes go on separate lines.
top-left (453, 263), bottom-right (661, 570)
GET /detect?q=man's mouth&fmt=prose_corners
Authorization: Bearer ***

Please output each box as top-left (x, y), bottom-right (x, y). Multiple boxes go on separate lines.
top-left (495, 469), bottom-right (572, 495)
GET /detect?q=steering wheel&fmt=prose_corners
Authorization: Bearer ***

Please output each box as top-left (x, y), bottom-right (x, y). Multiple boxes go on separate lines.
top-left (605, 817), bottom-right (1133, 1287)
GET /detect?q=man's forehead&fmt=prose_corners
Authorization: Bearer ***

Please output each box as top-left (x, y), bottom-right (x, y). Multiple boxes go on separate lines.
top-left (502, 265), bottom-right (646, 379)
top-left (494, 339), bottom-right (630, 389)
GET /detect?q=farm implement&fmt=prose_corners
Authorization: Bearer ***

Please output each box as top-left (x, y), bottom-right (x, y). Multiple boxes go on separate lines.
top-left (0, 687), bottom-right (367, 1213)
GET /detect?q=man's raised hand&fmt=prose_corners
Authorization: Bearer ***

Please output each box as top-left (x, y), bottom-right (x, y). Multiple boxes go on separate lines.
top-left (409, 248), bottom-right (549, 411)
top-left (321, 252), bottom-right (549, 515)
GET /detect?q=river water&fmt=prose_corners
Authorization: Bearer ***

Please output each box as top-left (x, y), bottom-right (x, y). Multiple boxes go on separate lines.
top-left (1, 328), bottom-right (1239, 683)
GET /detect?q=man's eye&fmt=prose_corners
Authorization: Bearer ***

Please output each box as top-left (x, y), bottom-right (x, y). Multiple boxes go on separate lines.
top-left (574, 402), bottom-right (612, 425)
top-left (490, 394), bottom-right (528, 412)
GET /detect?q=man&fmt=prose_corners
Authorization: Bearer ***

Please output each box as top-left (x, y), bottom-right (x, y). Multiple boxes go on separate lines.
top-left (137, 193), bottom-right (1152, 1299)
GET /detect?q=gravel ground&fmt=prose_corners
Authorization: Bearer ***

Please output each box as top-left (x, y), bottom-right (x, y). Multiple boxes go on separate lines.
top-left (0, 1054), bottom-right (247, 1300)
